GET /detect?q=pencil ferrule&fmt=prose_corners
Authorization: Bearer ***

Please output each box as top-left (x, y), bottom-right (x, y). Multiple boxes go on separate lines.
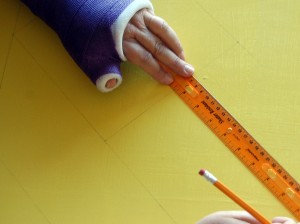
top-left (203, 170), bottom-right (218, 183)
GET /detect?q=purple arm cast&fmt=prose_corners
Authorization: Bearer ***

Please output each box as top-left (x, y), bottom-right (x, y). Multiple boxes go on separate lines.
top-left (22, 0), bottom-right (133, 84)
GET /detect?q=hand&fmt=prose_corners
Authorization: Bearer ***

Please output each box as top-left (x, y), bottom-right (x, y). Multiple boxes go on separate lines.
top-left (197, 211), bottom-right (261, 224)
top-left (122, 9), bottom-right (194, 85)
top-left (197, 211), bottom-right (300, 224)
top-left (272, 217), bottom-right (299, 224)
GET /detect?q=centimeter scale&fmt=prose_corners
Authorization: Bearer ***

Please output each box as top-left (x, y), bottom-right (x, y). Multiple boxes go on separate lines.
top-left (169, 71), bottom-right (300, 220)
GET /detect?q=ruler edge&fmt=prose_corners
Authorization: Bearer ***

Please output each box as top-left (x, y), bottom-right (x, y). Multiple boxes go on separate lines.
top-left (170, 74), bottom-right (300, 219)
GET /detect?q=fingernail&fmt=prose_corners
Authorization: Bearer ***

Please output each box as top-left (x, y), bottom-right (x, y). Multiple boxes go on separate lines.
top-left (184, 64), bottom-right (195, 76)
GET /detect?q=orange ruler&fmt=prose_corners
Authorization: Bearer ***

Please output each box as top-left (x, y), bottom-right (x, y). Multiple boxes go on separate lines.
top-left (169, 73), bottom-right (300, 220)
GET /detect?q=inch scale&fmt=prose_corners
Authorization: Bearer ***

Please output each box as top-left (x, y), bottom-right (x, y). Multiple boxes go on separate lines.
top-left (169, 73), bottom-right (300, 220)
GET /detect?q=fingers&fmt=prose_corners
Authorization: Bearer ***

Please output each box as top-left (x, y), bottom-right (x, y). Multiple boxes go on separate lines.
top-left (272, 217), bottom-right (297, 224)
top-left (143, 10), bottom-right (185, 60)
top-left (214, 211), bottom-right (261, 224)
top-left (222, 211), bottom-right (261, 224)
top-left (134, 27), bottom-right (194, 77)
top-left (197, 211), bottom-right (261, 224)
top-left (123, 38), bottom-right (173, 84)
top-left (123, 9), bottom-right (194, 84)
top-left (197, 211), bottom-right (298, 224)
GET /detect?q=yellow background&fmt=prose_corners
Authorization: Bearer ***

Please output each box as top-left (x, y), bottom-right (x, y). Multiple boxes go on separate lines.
top-left (1, 0), bottom-right (300, 223)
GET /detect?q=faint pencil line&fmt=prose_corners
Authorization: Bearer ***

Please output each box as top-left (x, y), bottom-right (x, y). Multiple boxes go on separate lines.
top-left (0, 2), bottom-right (22, 89)
top-left (101, 94), bottom-right (179, 224)
top-left (103, 93), bottom-right (179, 223)
top-left (0, 157), bottom-right (53, 224)
top-left (195, 2), bottom-right (239, 42)
top-left (105, 141), bottom-right (179, 224)
top-left (104, 90), bottom-right (172, 141)
top-left (15, 34), bottom-right (109, 144)
top-left (194, 1), bottom-right (263, 67)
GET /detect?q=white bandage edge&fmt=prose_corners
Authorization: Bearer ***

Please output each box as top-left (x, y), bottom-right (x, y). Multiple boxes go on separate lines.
top-left (96, 0), bottom-right (154, 92)
top-left (112, 0), bottom-right (154, 61)
top-left (96, 73), bottom-right (122, 92)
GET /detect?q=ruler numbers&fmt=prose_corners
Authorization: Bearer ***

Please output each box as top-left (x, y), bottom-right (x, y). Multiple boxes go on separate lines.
top-left (170, 74), bottom-right (300, 220)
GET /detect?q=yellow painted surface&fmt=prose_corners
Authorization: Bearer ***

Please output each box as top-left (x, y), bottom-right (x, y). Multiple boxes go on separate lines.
top-left (1, 0), bottom-right (300, 223)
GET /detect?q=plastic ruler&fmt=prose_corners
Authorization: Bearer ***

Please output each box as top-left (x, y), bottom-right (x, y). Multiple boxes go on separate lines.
top-left (169, 72), bottom-right (300, 220)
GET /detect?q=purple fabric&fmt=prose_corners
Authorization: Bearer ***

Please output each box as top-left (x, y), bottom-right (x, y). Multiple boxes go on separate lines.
top-left (22, 0), bottom-right (134, 83)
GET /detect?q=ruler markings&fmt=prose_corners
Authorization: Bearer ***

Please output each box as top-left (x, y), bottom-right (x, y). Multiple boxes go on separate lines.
top-left (169, 73), bottom-right (300, 220)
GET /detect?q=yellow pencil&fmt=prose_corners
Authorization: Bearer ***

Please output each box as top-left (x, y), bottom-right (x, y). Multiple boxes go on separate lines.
top-left (199, 169), bottom-right (270, 224)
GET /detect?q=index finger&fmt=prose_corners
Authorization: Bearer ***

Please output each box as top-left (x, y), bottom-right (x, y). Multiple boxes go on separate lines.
top-left (143, 11), bottom-right (185, 60)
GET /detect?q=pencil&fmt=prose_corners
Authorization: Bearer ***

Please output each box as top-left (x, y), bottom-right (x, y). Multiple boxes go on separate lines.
top-left (199, 169), bottom-right (270, 224)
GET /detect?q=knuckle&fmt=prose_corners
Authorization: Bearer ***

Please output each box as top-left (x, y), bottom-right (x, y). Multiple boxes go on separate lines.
top-left (171, 56), bottom-right (182, 69)
top-left (153, 41), bottom-right (165, 57)
top-left (144, 13), bottom-right (153, 28)
top-left (160, 20), bottom-right (169, 32)
top-left (124, 24), bottom-right (138, 39)
top-left (130, 10), bottom-right (148, 30)
top-left (140, 51), bottom-right (153, 64)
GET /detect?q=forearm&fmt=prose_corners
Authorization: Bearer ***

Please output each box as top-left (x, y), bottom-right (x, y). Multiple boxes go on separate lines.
top-left (21, 0), bottom-right (153, 92)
